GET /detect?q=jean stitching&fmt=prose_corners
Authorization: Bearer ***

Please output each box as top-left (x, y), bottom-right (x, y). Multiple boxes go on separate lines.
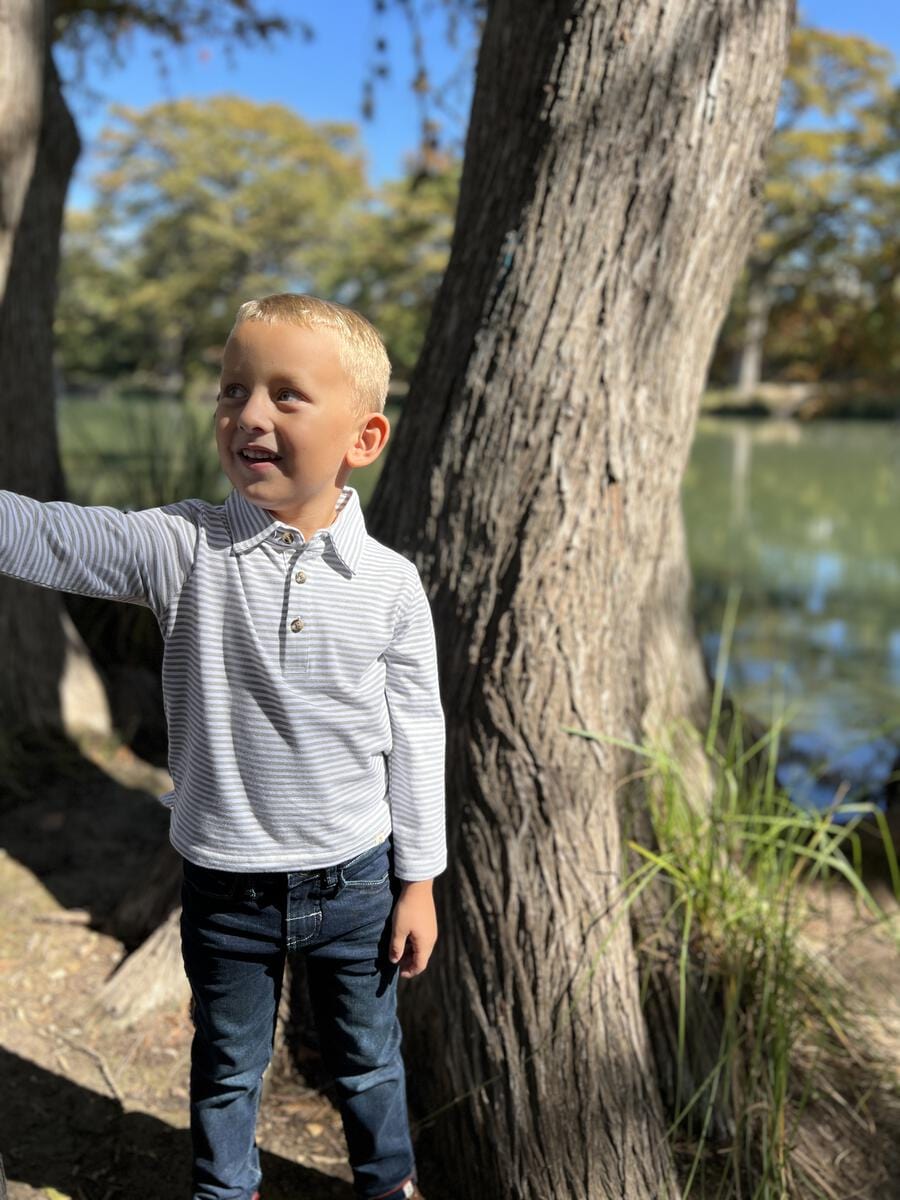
top-left (286, 910), bottom-right (321, 948)
top-left (341, 839), bottom-right (389, 871)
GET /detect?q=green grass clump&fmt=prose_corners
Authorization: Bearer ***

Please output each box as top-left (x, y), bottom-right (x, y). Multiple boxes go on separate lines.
top-left (641, 718), bottom-right (897, 1198)
top-left (566, 600), bottom-right (900, 1198)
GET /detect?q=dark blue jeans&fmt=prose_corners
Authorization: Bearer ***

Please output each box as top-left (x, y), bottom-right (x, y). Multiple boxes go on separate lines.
top-left (180, 835), bottom-right (417, 1200)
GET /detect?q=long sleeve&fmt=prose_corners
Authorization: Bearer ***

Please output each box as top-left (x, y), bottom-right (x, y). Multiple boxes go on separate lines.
top-left (0, 491), bottom-right (202, 616)
top-left (383, 572), bottom-right (447, 881)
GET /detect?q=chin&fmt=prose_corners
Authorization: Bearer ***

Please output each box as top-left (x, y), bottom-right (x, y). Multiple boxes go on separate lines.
top-left (229, 477), bottom-right (274, 504)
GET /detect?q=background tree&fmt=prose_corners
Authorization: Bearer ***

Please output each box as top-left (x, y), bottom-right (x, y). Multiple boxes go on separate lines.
top-left (0, 0), bottom-right (290, 736)
top-left (713, 27), bottom-right (897, 395)
top-left (364, 0), bottom-right (794, 1195)
top-left (324, 152), bottom-right (460, 381)
top-left (0, 1), bottom-right (46, 290)
top-left (55, 109), bottom-right (459, 392)
top-left (0, 2), bottom-right (79, 735)
top-left (82, 97), bottom-right (365, 389)
top-left (55, 208), bottom-right (151, 382)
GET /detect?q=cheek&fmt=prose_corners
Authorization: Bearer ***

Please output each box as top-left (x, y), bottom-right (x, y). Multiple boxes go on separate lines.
top-left (215, 415), bottom-right (234, 454)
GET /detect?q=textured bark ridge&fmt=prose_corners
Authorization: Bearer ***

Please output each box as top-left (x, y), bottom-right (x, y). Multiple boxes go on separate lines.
top-left (366, 1), bottom-right (793, 1196)
top-left (0, 28), bottom-right (81, 732)
top-left (0, 0), bottom-right (45, 286)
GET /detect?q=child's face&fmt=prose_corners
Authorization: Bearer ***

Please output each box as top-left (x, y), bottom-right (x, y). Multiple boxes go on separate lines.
top-left (216, 320), bottom-right (368, 527)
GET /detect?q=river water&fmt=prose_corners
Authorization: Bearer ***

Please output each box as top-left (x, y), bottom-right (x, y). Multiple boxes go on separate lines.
top-left (683, 417), bottom-right (900, 812)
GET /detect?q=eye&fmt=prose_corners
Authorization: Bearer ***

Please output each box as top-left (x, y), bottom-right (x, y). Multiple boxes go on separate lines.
top-left (277, 387), bottom-right (305, 404)
top-left (218, 383), bottom-right (246, 403)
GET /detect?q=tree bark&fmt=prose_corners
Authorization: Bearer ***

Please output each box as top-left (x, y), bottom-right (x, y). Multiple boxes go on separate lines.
top-left (366, 1), bottom-right (794, 1196)
top-left (0, 20), bottom-right (81, 733)
top-left (0, 0), bottom-right (45, 287)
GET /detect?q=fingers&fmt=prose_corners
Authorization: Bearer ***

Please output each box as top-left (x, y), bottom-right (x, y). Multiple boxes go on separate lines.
top-left (389, 927), bottom-right (433, 978)
top-left (398, 939), bottom-right (429, 979)
top-left (389, 924), bottom-right (407, 966)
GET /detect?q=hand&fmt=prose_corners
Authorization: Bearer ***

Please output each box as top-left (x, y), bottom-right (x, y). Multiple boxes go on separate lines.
top-left (389, 879), bottom-right (437, 979)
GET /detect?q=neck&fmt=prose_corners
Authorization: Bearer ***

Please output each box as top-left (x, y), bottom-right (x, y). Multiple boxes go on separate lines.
top-left (268, 487), bottom-right (344, 541)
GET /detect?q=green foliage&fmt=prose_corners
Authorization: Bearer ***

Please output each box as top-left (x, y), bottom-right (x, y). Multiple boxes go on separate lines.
top-left (636, 730), bottom-right (896, 1197)
top-left (328, 155), bottom-right (460, 379)
top-left (57, 96), bottom-right (368, 387)
top-left (56, 211), bottom-right (147, 380)
top-left (712, 26), bottom-right (899, 386)
top-left (56, 96), bottom-right (460, 393)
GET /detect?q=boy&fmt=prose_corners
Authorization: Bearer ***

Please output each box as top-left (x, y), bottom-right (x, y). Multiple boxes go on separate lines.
top-left (0, 294), bottom-right (446, 1200)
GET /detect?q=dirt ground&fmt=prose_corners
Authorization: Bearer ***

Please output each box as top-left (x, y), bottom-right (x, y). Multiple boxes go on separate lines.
top-left (0, 735), bottom-right (436, 1200)
top-left (2, 734), bottom-right (899, 1200)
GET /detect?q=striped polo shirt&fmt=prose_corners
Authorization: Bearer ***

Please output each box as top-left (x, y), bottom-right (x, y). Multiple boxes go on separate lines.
top-left (0, 485), bottom-right (446, 880)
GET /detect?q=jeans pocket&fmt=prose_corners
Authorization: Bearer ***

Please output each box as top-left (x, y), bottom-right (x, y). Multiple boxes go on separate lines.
top-left (339, 840), bottom-right (391, 890)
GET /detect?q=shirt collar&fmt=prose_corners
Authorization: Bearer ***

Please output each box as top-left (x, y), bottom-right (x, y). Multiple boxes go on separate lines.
top-left (225, 485), bottom-right (366, 576)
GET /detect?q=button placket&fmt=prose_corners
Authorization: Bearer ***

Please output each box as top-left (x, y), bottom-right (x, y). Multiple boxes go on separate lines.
top-left (289, 553), bottom-right (308, 635)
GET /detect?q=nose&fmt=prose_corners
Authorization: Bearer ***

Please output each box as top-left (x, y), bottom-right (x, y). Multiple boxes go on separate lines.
top-left (237, 388), bottom-right (273, 432)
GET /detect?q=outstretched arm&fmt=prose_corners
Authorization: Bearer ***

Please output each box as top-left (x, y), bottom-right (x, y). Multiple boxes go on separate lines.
top-left (0, 491), bottom-right (201, 613)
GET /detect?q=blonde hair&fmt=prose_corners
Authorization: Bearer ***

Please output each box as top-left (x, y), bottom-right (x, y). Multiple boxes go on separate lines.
top-left (231, 293), bottom-right (391, 419)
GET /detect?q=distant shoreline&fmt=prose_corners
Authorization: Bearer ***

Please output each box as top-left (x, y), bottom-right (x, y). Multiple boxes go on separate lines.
top-left (702, 381), bottom-right (899, 421)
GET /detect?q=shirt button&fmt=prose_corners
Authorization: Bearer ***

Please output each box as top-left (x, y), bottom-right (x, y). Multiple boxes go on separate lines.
top-left (295, 570), bottom-right (307, 584)
top-left (280, 531), bottom-right (294, 544)
top-left (290, 617), bottom-right (304, 633)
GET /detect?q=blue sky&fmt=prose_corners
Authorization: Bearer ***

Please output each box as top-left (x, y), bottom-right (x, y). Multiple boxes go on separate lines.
top-left (59, 0), bottom-right (897, 211)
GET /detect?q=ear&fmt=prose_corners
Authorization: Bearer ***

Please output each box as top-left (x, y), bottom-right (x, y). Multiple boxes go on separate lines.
top-left (346, 413), bottom-right (391, 469)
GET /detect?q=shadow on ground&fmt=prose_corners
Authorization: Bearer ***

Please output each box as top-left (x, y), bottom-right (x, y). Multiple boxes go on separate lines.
top-left (0, 1048), bottom-right (355, 1200)
top-left (0, 735), bottom-right (171, 939)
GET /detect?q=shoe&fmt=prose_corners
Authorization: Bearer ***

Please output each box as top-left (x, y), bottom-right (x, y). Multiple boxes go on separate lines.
top-left (371, 1182), bottom-right (423, 1200)
top-left (397, 1183), bottom-right (424, 1200)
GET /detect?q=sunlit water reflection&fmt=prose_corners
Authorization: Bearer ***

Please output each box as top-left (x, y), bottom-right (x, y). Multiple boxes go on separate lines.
top-left (683, 418), bottom-right (900, 814)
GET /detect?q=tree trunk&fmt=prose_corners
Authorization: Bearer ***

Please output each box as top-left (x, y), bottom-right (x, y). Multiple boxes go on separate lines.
top-left (735, 269), bottom-right (771, 397)
top-left (0, 0), bottom-right (45, 287)
top-left (94, 908), bottom-right (191, 1025)
top-left (95, 842), bottom-right (186, 1024)
top-left (0, 25), bottom-right (81, 733)
top-left (366, 1), bottom-right (793, 1196)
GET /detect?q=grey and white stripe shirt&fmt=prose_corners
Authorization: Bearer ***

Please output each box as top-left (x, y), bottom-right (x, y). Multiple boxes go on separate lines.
top-left (0, 485), bottom-right (446, 880)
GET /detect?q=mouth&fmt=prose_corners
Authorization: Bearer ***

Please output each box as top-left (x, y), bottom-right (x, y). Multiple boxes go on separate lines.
top-left (236, 446), bottom-right (282, 470)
